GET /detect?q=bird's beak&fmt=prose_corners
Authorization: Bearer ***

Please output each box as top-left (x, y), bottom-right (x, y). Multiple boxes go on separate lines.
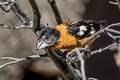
top-left (36, 40), bottom-right (49, 50)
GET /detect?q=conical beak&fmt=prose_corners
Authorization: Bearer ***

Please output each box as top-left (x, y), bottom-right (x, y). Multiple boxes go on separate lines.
top-left (36, 40), bottom-right (49, 50)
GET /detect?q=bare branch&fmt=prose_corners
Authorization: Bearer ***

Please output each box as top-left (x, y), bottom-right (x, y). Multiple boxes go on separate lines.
top-left (103, 30), bottom-right (118, 43)
top-left (1, 1), bottom-right (120, 80)
top-left (66, 48), bottom-right (91, 80)
top-left (0, 23), bottom-right (33, 30)
top-left (46, 49), bottom-right (82, 80)
top-left (0, 2), bottom-right (9, 5)
top-left (91, 43), bottom-right (119, 55)
top-left (0, 0), bottom-right (42, 36)
top-left (115, 36), bottom-right (120, 38)
top-left (0, 0), bottom-right (32, 28)
top-left (66, 48), bottom-right (91, 58)
top-left (109, 1), bottom-right (118, 5)
top-left (0, 53), bottom-right (47, 69)
top-left (47, 0), bottom-right (63, 24)
top-left (88, 77), bottom-right (98, 80)
top-left (82, 23), bottom-right (120, 48)
top-left (106, 23), bottom-right (120, 29)
top-left (116, 0), bottom-right (120, 10)
top-left (0, 0), bottom-right (16, 12)
top-left (76, 52), bottom-right (86, 80)
top-left (109, 0), bottom-right (120, 10)
top-left (106, 28), bottom-right (120, 34)
top-left (28, 0), bottom-right (41, 33)
top-left (82, 29), bottom-right (103, 48)
top-left (11, 3), bottom-right (31, 25)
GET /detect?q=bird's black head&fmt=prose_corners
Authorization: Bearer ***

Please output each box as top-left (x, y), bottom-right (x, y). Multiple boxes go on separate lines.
top-left (36, 27), bottom-right (60, 50)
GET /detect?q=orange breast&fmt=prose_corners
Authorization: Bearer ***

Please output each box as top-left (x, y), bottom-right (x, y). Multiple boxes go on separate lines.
top-left (50, 23), bottom-right (91, 50)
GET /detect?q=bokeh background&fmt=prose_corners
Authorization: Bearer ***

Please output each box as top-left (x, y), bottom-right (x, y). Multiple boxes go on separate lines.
top-left (0, 0), bottom-right (120, 80)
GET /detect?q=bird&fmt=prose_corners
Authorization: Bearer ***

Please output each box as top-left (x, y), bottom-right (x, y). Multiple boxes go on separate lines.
top-left (36, 20), bottom-right (103, 51)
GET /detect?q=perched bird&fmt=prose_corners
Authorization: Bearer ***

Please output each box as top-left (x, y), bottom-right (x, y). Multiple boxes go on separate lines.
top-left (36, 20), bottom-right (103, 51)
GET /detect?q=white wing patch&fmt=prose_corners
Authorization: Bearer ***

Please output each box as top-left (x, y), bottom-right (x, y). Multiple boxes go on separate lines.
top-left (78, 25), bottom-right (87, 36)
top-left (90, 31), bottom-right (95, 35)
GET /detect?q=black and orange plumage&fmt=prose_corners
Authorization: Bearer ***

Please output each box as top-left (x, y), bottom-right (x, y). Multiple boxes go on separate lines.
top-left (36, 20), bottom-right (103, 51)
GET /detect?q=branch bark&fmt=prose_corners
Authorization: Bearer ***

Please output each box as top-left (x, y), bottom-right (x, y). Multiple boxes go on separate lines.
top-left (28, 0), bottom-right (41, 34)
top-left (46, 50), bottom-right (80, 80)
top-left (47, 0), bottom-right (63, 24)
top-left (0, 54), bottom-right (47, 69)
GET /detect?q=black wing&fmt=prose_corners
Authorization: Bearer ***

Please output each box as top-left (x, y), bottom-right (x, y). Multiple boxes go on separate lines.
top-left (66, 20), bottom-right (102, 39)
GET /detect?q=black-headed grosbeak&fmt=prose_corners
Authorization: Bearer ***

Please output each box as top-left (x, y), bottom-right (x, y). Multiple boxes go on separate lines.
top-left (36, 20), bottom-right (103, 51)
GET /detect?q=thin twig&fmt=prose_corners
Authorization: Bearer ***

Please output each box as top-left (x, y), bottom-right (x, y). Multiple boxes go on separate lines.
top-left (106, 28), bottom-right (120, 34)
top-left (0, 0), bottom-right (32, 27)
top-left (116, 0), bottom-right (120, 10)
top-left (115, 36), bottom-right (120, 38)
top-left (66, 48), bottom-right (91, 59)
top-left (0, 53), bottom-right (47, 69)
top-left (0, 0), bottom-right (15, 12)
top-left (47, 50), bottom-right (81, 80)
top-left (77, 52), bottom-right (86, 80)
top-left (82, 22), bottom-right (120, 48)
top-left (47, 0), bottom-right (63, 24)
top-left (0, 23), bottom-right (33, 30)
top-left (65, 59), bottom-right (82, 80)
top-left (91, 43), bottom-right (118, 55)
top-left (88, 77), bottom-right (98, 80)
top-left (0, 2), bottom-right (9, 5)
top-left (82, 29), bottom-right (103, 48)
top-left (109, 1), bottom-right (118, 5)
top-left (67, 48), bottom-right (90, 80)
top-left (0, 0), bottom-right (43, 36)
top-left (109, 0), bottom-right (120, 11)
top-left (11, 3), bottom-right (31, 25)
top-left (103, 30), bottom-right (118, 43)
top-left (106, 23), bottom-right (120, 29)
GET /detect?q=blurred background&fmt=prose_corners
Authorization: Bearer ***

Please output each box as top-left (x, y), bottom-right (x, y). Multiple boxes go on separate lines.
top-left (0, 0), bottom-right (120, 80)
